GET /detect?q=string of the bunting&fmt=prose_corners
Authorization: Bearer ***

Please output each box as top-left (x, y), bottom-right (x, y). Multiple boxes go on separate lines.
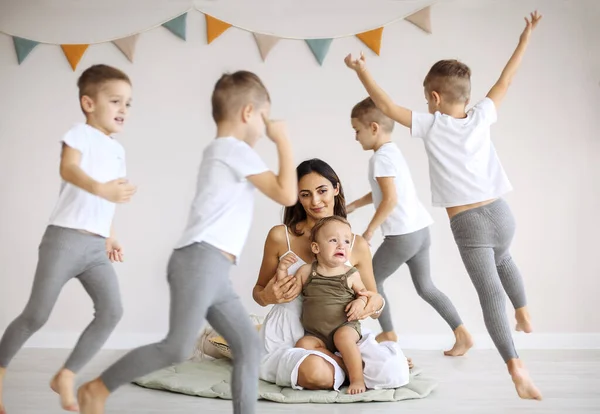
top-left (8, 7), bottom-right (433, 70)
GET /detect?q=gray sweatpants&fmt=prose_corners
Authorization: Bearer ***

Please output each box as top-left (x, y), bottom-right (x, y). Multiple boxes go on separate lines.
top-left (373, 227), bottom-right (463, 333)
top-left (450, 198), bottom-right (527, 362)
top-left (100, 242), bottom-right (261, 414)
top-left (0, 225), bottom-right (123, 372)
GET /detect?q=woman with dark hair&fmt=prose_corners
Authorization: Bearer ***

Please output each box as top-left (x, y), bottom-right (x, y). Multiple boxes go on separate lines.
top-left (253, 159), bottom-right (405, 390)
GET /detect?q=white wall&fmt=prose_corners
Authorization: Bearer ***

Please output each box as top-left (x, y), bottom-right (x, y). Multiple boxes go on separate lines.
top-left (0, 0), bottom-right (598, 350)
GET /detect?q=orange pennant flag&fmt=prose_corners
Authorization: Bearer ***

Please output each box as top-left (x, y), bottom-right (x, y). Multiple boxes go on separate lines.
top-left (61, 44), bottom-right (89, 71)
top-left (356, 27), bottom-right (384, 56)
top-left (205, 15), bottom-right (231, 44)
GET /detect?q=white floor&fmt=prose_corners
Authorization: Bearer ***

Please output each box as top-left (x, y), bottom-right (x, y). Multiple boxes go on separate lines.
top-left (2, 348), bottom-right (599, 413)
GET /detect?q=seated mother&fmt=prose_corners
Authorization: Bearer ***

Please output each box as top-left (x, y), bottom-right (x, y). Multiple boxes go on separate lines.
top-left (253, 159), bottom-right (391, 390)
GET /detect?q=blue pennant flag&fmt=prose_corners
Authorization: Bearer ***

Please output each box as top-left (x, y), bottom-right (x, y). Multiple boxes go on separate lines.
top-left (162, 13), bottom-right (188, 41)
top-left (305, 38), bottom-right (333, 66)
top-left (13, 36), bottom-right (39, 64)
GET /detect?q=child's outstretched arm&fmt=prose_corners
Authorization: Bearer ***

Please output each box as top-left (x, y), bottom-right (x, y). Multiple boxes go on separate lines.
top-left (60, 144), bottom-right (136, 203)
top-left (347, 192), bottom-right (373, 214)
top-left (486, 11), bottom-right (542, 109)
top-left (364, 177), bottom-right (397, 243)
top-left (247, 115), bottom-right (297, 206)
top-left (345, 52), bottom-right (412, 129)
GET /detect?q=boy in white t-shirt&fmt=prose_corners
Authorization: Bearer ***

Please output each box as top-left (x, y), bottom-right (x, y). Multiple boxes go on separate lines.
top-left (346, 97), bottom-right (472, 356)
top-left (0, 64), bottom-right (137, 413)
top-left (77, 71), bottom-right (297, 414)
top-left (345, 12), bottom-right (542, 400)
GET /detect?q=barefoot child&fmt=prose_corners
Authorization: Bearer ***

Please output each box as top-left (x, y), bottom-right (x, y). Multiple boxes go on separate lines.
top-left (0, 64), bottom-right (137, 413)
top-left (279, 216), bottom-right (371, 395)
top-left (346, 97), bottom-right (473, 356)
top-left (345, 11), bottom-right (543, 400)
top-left (77, 70), bottom-right (297, 414)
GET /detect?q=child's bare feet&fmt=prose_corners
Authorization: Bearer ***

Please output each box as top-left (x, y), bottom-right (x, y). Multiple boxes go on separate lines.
top-left (77, 379), bottom-right (110, 414)
top-left (515, 307), bottom-right (533, 333)
top-left (50, 369), bottom-right (79, 411)
top-left (347, 380), bottom-right (366, 395)
top-left (375, 331), bottom-right (397, 343)
top-left (0, 367), bottom-right (7, 414)
top-left (508, 359), bottom-right (542, 400)
top-left (444, 325), bottom-right (474, 356)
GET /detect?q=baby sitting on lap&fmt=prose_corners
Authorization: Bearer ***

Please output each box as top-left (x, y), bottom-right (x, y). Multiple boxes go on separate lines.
top-left (277, 216), bottom-right (373, 394)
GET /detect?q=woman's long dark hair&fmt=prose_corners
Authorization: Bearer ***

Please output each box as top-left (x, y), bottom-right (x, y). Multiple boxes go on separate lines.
top-left (283, 159), bottom-right (347, 236)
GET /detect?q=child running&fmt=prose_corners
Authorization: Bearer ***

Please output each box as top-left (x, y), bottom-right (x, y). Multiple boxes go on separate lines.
top-left (347, 97), bottom-right (472, 356)
top-left (77, 70), bottom-right (297, 414)
top-left (0, 64), bottom-right (136, 413)
top-left (344, 11), bottom-right (543, 400)
top-left (278, 216), bottom-right (372, 395)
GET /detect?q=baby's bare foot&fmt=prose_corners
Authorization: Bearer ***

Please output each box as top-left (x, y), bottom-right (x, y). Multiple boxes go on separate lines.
top-left (50, 369), bottom-right (79, 411)
top-left (347, 380), bottom-right (366, 395)
top-left (444, 326), bottom-right (474, 356)
top-left (77, 379), bottom-right (110, 414)
top-left (375, 331), bottom-right (398, 343)
top-left (515, 308), bottom-right (533, 333)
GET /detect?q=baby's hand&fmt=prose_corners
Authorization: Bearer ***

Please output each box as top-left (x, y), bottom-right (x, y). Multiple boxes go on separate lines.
top-left (276, 253), bottom-right (298, 280)
top-left (346, 297), bottom-right (367, 321)
top-left (344, 52), bottom-right (367, 72)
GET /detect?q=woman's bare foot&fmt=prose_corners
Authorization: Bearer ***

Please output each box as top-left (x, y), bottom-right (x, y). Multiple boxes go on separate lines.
top-left (515, 307), bottom-right (533, 333)
top-left (507, 359), bottom-right (542, 400)
top-left (77, 379), bottom-right (110, 414)
top-left (50, 369), bottom-right (79, 411)
top-left (375, 331), bottom-right (398, 343)
top-left (444, 325), bottom-right (474, 356)
top-left (0, 367), bottom-right (7, 414)
top-left (347, 380), bottom-right (366, 395)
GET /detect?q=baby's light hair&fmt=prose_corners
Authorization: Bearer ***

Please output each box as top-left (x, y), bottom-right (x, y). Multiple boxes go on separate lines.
top-left (310, 216), bottom-right (352, 244)
top-left (211, 71), bottom-right (270, 123)
top-left (423, 59), bottom-right (471, 104)
top-left (351, 97), bottom-right (394, 133)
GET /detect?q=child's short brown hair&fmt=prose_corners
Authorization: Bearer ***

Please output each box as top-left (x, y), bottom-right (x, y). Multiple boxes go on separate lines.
top-left (351, 97), bottom-right (394, 133)
top-left (77, 64), bottom-right (131, 100)
top-left (211, 71), bottom-right (270, 123)
top-left (310, 216), bottom-right (352, 244)
top-left (423, 59), bottom-right (471, 104)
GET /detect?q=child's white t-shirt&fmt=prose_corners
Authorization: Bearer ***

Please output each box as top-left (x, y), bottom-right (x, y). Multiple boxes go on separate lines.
top-left (176, 137), bottom-right (269, 261)
top-left (411, 98), bottom-right (513, 208)
top-left (48, 123), bottom-right (126, 238)
top-left (369, 143), bottom-right (433, 236)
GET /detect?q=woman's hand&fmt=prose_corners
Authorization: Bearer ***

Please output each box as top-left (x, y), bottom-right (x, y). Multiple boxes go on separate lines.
top-left (351, 291), bottom-right (384, 320)
top-left (260, 273), bottom-right (302, 305)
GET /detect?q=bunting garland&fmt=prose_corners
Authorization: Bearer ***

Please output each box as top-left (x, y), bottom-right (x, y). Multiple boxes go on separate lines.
top-left (162, 13), bottom-right (188, 41)
top-left (206, 15), bottom-right (232, 44)
top-left (61, 44), bottom-right (89, 71)
top-left (356, 27), bottom-right (384, 56)
top-left (6, 6), bottom-right (433, 69)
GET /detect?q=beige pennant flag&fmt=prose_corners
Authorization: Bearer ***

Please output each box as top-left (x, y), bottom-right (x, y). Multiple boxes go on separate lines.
top-left (113, 34), bottom-right (140, 63)
top-left (405, 6), bottom-right (432, 34)
top-left (253, 33), bottom-right (280, 61)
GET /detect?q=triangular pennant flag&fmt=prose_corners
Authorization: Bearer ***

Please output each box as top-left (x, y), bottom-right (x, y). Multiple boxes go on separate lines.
top-left (356, 27), bottom-right (384, 56)
top-left (305, 39), bottom-right (333, 66)
top-left (206, 15), bottom-right (232, 44)
top-left (162, 13), bottom-right (187, 40)
top-left (253, 33), bottom-right (280, 61)
top-left (13, 36), bottom-right (39, 64)
top-left (113, 34), bottom-right (140, 63)
top-left (61, 44), bottom-right (89, 71)
top-left (405, 7), bottom-right (432, 34)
